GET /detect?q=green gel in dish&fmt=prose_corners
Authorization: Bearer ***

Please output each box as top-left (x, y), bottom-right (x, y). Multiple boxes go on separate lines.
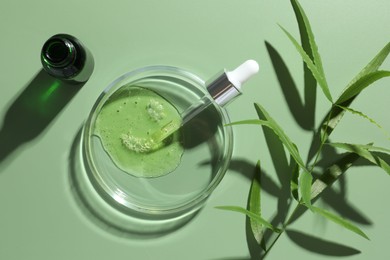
top-left (94, 86), bottom-right (183, 178)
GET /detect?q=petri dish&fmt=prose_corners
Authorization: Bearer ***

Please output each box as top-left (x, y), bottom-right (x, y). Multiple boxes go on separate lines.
top-left (80, 66), bottom-right (233, 234)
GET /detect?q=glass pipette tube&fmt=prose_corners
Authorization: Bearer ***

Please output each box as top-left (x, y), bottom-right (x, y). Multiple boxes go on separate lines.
top-left (151, 60), bottom-right (259, 144)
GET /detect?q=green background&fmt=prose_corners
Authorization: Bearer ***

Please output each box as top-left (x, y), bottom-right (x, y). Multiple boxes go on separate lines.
top-left (1, 0), bottom-right (389, 259)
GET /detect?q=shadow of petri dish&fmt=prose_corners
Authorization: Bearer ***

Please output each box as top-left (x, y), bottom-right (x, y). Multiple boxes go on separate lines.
top-left (69, 127), bottom-right (200, 237)
top-left (72, 66), bottom-right (234, 235)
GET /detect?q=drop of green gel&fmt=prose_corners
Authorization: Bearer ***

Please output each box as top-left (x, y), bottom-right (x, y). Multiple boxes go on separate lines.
top-left (94, 85), bottom-right (183, 178)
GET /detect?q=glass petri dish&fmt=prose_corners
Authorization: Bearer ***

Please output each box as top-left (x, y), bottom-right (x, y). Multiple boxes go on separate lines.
top-left (81, 66), bottom-right (233, 233)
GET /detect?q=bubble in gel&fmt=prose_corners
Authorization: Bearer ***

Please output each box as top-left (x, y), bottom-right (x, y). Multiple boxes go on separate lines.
top-left (146, 98), bottom-right (166, 122)
top-left (94, 86), bottom-right (184, 178)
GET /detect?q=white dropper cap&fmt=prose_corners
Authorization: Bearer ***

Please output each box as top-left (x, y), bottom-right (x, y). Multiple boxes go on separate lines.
top-left (226, 59), bottom-right (259, 89)
top-left (207, 59), bottom-right (259, 106)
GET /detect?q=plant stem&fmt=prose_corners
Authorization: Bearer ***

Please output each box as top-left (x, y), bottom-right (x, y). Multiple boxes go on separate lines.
top-left (309, 106), bottom-right (334, 172)
top-left (262, 232), bottom-right (282, 258)
top-left (263, 203), bottom-right (302, 258)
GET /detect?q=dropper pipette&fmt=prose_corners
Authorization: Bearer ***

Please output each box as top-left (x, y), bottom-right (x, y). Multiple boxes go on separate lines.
top-left (151, 60), bottom-right (260, 144)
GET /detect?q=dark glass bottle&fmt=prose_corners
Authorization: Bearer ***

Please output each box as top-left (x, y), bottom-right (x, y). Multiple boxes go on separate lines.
top-left (41, 34), bottom-right (94, 83)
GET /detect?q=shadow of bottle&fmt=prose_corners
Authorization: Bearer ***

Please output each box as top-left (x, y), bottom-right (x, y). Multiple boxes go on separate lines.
top-left (0, 69), bottom-right (84, 167)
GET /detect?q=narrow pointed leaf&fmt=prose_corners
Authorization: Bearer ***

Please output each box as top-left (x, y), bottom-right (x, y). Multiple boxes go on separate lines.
top-left (248, 161), bottom-right (264, 245)
top-left (308, 42), bottom-right (390, 162)
top-left (345, 42), bottom-right (390, 90)
top-left (227, 116), bottom-right (306, 171)
top-left (225, 119), bottom-right (266, 126)
top-left (216, 206), bottom-right (281, 233)
top-left (290, 0), bottom-right (326, 79)
top-left (254, 103), bottom-right (307, 170)
top-left (356, 144), bottom-right (390, 154)
top-left (336, 71), bottom-right (390, 104)
top-left (329, 143), bottom-right (390, 175)
top-left (289, 0), bottom-right (318, 131)
top-left (300, 169), bottom-right (313, 209)
top-left (312, 206), bottom-right (369, 240)
top-left (337, 105), bottom-right (389, 138)
top-left (279, 25), bottom-right (333, 102)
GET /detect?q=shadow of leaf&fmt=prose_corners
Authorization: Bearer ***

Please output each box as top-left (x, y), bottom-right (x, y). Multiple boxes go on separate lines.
top-left (245, 217), bottom-right (263, 259)
top-left (321, 187), bottom-right (372, 225)
top-left (265, 41), bottom-right (314, 131)
top-left (311, 145), bottom-right (372, 225)
top-left (288, 150), bottom-right (373, 226)
top-left (286, 229), bottom-right (361, 256)
top-left (228, 159), bottom-right (280, 198)
top-left (228, 159), bottom-right (283, 259)
top-left (210, 257), bottom-right (248, 260)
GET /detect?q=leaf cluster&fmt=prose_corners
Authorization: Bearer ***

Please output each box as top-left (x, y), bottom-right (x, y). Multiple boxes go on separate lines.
top-left (217, 0), bottom-right (390, 257)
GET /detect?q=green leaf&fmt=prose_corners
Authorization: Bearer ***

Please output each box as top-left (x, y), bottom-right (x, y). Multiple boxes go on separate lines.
top-left (279, 25), bottom-right (333, 102)
top-left (337, 105), bottom-right (390, 138)
top-left (290, 0), bottom-right (326, 83)
top-left (227, 117), bottom-right (306, 172)
top-left (329, 143), bottom-right (390, 175)
top-left (253, 103), bottom-right (307, 170)
top-left (216, 206), bottom-right (281, 233)
top-left (225, 119), bottom-right (262, 126)
top-left (336, 71), bottom-right (390, 104)
top-left (308, 42), bottom-right (390, 162)
top-left (345, 42), bottom-right (390, 90)
top-left (312, 206), bottom-right (369, 240)
top-left (248, 161), bottom-right (264, 246)
top-left (356, 144), bottom-right (390, 154)
top-left (300, 169), bottom-right (313, 209)
top-left (336, 41), bottom-right (390, 104)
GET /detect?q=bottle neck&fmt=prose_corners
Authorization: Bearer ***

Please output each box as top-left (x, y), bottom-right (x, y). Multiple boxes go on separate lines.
top-left (41, 34), bottom-right (90, 82)
top-left (41, 37), bottom-right (77, 68)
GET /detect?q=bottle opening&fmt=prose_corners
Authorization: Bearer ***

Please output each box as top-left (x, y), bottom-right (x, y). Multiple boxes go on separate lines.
top-left (45, 40), bottom-right (69, 63)
top-left (41, 33), bottom-right (93, 83)
top-left (42, 37), bottom-right (75, 68)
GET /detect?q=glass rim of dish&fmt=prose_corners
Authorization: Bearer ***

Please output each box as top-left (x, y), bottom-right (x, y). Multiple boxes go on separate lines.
top-left (82, 65), bottom-right (234, 219)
